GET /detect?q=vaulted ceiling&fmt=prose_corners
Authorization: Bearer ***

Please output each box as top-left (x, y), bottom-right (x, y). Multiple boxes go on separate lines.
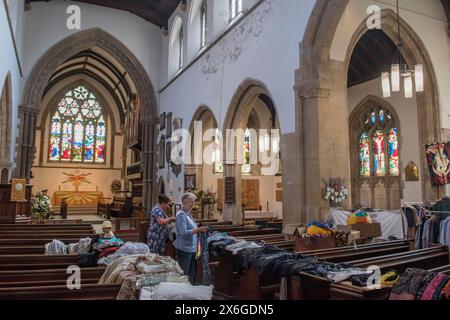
top-left (347, 30), bottom-right (401, 88)
top-left (26, 0), bottom-right (180, 28)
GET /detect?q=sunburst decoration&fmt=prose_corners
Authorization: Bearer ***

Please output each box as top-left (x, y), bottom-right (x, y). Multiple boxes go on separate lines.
top-left (62, 167), bottom-right (92, 191)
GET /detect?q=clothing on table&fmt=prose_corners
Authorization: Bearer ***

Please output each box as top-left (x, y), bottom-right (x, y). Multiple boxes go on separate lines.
top-left (225, 240), bottom-right (263, 255)
top-left (93, 237), bottom-right (124, 252)
top-left (198, 231), bottom-right (211, 286)
top-left (176, 249), bottom-right (197, 284)
top-left (174, 209), bottom-right (198, 254)
top-left (391, 268), bottom-right (428, 298)
top-left (98, 246), bottom-right (121, 259)
top-left (98, 242), bottom-right (150, 266)
top-left (416, 272), bottom-right (437, 300)
top-left (101, 231), bottom-right (115, 239)
top-left (148, 204), bottom-right (171, 254)
top-left (153, 282), bottom-right (213, 300)
top-left (326, 269), bottom-right (374, 283)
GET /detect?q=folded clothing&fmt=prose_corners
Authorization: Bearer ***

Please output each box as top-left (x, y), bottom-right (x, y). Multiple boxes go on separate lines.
top-left (153, 282), bottom-right (213, 300)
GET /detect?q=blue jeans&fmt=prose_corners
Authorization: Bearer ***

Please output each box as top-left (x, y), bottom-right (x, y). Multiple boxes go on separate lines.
top-left (176, 249), bottom-right (196, 284)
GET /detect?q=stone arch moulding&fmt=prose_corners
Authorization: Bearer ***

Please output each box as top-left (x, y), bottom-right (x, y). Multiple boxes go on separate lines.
top-left (222, 78), bottom-right (282, 224)
top-left (343, 8), bottom-right (442, 203)
top-left (297, 0), bottom-right (442, 222)
top-left (18, 28), bottom-right (158, 213)
top-left (349, 95), bottom-right (403, 209)
top-left (0, 71), bottom-right (12, 168)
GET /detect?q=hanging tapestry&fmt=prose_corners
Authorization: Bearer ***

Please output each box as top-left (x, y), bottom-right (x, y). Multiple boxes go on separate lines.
top-left (425, 142), bottom-right (450, 186)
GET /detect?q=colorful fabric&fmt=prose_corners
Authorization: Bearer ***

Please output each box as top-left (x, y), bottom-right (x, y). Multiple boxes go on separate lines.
top-left (148, 205), bottom-right (170, 254)
top-left (426, 142), bottom-right (450, 186)
top-left (306, 225), bottom-right (332, 237)
top-left (347, 209), bottom-right (372, 225)
top-left (421, 274), bottom-right (446, 300)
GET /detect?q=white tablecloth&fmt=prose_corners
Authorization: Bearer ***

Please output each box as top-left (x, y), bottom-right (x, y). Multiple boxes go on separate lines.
top-left (244, 211), bottom-right (275, 219)
top-left (330, 208), bottom-right (408, 240)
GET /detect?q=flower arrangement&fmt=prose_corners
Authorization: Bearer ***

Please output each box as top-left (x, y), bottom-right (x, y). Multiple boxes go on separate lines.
top-left (31, 192), bottom-right (53, 220)
top-left (196, 188), bottom-right (217, 205)
top-left (111, 180), bottom-right (121, 193)
top-left (324, 179), bottom-right (349, 204)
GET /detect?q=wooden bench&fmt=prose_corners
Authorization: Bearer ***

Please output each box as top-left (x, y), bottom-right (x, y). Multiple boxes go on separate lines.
top-left (0, 284), bottom-right (121, 300)
top-left (0, 267), bottom-right (106, 288)
top-left (289, 245), bottom-right (450, 300)
top-left (110, 195), bottom-right (133, 218)
top-left (238, 239), bottom-right (413, 300)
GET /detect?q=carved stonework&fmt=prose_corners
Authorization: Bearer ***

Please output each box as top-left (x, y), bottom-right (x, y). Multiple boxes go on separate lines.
top-left (200, 0), bottom-right (279, 81)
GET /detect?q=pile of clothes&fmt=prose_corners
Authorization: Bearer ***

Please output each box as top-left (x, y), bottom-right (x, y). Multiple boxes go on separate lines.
top-left (45, 238), bottom-right (93, 255)
top-left (347, 209), bottom-right (372, 225)
top-left (390, 268), bottom-right (450, 300)
top-left (305, 221), bottom-right (333, 237)
top-left (206, 231), bottom-right (378, 284)
top-left (98, 253), bottom-right (213, 300)
top-left (93, 237), bottom-right (125, 260)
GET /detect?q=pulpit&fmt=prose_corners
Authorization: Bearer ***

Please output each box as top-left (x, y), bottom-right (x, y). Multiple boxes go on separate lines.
top-left (0, 184), bottom-right (32, 223)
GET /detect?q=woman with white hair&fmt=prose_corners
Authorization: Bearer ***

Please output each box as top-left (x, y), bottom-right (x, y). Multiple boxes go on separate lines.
top-left (174, 192), bottom-right (208, 284)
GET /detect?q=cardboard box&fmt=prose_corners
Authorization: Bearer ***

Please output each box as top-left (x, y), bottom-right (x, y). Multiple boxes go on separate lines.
top-left (282, 224), bottom-right (306, 241)
top-left (294, 235), bottom-right (336, 251)
top-left (337, 223), bottom-right (382, 239)
top-left (351, 223), bottom-right (382, 238)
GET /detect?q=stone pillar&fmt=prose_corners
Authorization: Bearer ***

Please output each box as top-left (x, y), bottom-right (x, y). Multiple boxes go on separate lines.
top-left (222, 163), bottom-right (242, 224)
top-left (14, 105), bottom-right (38, 182)
top-left (142, 119), bottom-right (156, 214)
top-left (295, 58), bottom-right (352, 222)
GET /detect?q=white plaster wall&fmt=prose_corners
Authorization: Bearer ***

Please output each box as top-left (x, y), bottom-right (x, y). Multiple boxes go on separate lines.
top-left (22, 0), bottom-right (161, 101)
top-left (330, 0), bottom-right (450, 130)
top-left (348, 78), bottom-right (422, 204)
top-left (0, 1), bottom-right (25, 168)
top-left (158, 0), bottom-right (315, 203)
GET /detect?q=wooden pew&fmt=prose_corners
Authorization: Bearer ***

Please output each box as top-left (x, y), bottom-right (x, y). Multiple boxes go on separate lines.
top-left (0, 284), bottom-right (121, 300)
top-left (238, 239), bottom-right (413, 300)
top-left (0, 254), bottom-right (81, 271)
top-left (290, 245), bottom-right (450, 300)
top-left (0, 267), bottom-right (106, 288)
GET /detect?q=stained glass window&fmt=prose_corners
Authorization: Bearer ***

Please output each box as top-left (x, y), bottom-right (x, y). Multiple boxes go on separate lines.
top-left (359, 133), bottom-right (370, 177)
top-left (242, 129), bottom-right (252, 174)
top-left (388, 128), bottom-right (399, 176)
top-left (373, 130), bottom-right (386, 176)
top-left (358, 106), bottom-right (399, 178)
top-left (48, 85), bottom-right (107, 163)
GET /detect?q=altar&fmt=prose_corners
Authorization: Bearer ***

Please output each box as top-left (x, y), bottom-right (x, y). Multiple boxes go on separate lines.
top-left (52, 191), bottom-right (105, 214)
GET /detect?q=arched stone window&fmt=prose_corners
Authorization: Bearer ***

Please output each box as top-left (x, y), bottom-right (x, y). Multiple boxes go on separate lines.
top-left (169, 16), bottom-right (184, 78)
top-left (230, 0), bottom-right (242, 21)
top-left (350, 99), bottom-right (402, 209)
top-left (48, 84), bottom-right (107, 163)
top-left (200, 0), bottom-right (208, 48)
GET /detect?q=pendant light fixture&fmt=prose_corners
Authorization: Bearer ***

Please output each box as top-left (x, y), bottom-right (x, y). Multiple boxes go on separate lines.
top-left (381, 0), bottom-right (424, 99)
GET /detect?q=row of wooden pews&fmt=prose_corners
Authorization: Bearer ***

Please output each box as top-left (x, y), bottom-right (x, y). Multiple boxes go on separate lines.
top-left (0, 222), bottom-right (120, 300)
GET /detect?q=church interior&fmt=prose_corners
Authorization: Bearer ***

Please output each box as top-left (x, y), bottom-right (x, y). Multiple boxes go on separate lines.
top-left (0, 0), bottom-right (450, 302)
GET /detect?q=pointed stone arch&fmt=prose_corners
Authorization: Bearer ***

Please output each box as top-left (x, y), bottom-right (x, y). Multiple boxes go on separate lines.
top-left (18, 28), bottom-right (158, 212)
top-left (296, 0), bottom-right (442, 222)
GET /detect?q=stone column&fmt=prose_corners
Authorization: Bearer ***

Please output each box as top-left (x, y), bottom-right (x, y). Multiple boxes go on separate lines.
top-left (295, 57), bottom-right (352, 222)
top-left (142, 119), bottom-right (156, 214)
top-left (14, 105), bottom-right (38, 182)
top-left (222, 163), bottom-right (242, 224)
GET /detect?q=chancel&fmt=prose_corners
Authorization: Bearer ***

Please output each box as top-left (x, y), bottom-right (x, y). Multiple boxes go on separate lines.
top-left (0, 0), bottom-right (449, 303)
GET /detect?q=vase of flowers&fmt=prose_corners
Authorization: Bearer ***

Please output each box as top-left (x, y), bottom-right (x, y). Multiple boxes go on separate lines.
top-left (31, 192), bottom-right (53, 221)
top-left (324, 178), bottom-right (349, 207)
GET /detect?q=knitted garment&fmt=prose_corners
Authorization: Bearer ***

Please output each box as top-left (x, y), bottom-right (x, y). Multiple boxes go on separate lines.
top-left (416, 272), bottom-right (437, 300)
